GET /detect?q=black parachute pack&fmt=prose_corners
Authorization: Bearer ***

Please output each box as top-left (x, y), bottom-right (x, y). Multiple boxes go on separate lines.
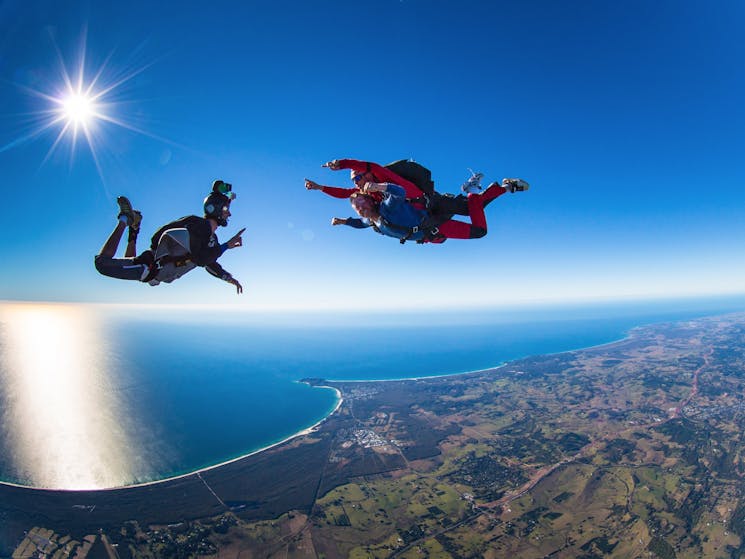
top-left (383, 159), bottom-right (435, 196)
top-left (383, 159), bottom-right (468, 216)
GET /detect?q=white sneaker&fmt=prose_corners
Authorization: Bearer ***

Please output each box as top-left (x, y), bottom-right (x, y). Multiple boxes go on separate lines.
top-left (461, 169), bottom-right (484, 194)
top-left (502, 178), bottom-right (530, 193)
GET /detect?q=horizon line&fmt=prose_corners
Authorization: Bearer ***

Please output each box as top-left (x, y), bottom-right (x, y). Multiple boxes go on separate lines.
top-left (2, 290), bottom-right (745, 314)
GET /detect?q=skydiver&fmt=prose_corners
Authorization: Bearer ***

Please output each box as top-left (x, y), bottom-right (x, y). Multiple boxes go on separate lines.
top-left (93, 180), bottom-right (245, 293)
top-left (304, 157), bottom-right (523, 215)
top-left (306, 158), bottom-right (528, 243)
top-left (332, 178), bottom-right (526, 243)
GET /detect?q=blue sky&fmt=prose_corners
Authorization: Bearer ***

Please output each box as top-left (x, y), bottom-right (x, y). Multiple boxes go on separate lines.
top-left (1, 0), bottom-right (744, 310)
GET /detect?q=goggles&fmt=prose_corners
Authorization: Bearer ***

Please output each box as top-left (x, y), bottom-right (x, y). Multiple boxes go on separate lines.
top-left (351, 174), bottom-right (366, 184)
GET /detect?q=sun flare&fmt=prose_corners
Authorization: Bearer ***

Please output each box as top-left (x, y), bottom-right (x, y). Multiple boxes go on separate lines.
top-left (0, 30), bottom-right (165, 183)
top-left (61, 90), bottom-right (98, 128)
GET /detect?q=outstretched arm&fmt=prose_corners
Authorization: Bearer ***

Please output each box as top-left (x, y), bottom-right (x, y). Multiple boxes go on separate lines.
top-left (327, 158), bottom-right (425, 199)
top-left (205, 227), bottom-right (245, 294)
top-left (331, 217), bottom-right (372, 229)
top-left (205, 262), bottom-right (243, 294)
top-left (305, 179), bottom-right (357, 199)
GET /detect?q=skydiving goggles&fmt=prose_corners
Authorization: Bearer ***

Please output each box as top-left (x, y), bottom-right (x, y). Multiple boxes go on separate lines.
top-left (351, 174), bottom-right (367, 184)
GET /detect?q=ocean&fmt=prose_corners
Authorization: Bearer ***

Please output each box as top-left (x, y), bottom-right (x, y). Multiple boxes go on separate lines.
top-left (0, 295), bottom-right (744, 490)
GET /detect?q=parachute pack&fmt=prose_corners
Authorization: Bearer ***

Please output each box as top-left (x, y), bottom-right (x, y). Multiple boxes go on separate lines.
top-left (384, 160), bottom-right (435, 196)
top-left (145, 228), bottom-right (196, 285)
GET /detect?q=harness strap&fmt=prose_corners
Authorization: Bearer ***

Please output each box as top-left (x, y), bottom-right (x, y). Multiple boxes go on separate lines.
top-left (380, 191), bottom-right (450, 244)
top-left (142, 265), bottom-right (159, 283)
top-left (379, 214), bottom-right (444, 245)
top-left (141, 255), bottom-right (193, 282)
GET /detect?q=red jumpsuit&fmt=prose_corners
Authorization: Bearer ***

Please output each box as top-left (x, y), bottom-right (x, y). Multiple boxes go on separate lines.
top-left (319, 159), bottom-right (426, 201)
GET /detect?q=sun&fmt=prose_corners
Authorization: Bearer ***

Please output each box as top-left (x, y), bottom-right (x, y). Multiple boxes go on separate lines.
top-left (0, 29), bottom-right (168, 183)
top-left (61, 90), bottom-right (98, 128)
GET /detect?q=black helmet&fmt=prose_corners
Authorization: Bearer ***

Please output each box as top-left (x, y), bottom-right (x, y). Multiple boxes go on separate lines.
top-left (204, 191), bottom-right (232, 226)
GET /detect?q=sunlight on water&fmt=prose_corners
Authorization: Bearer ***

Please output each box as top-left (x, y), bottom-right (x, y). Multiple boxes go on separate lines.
top-left (0, 303), bottom-right (136, 489)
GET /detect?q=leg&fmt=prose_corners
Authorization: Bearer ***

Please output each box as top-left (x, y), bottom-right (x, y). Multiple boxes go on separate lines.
top-left (98, 221), bottom-right (127, 258)
top-left (482, 182), bottom-right (507, 208)
top-left (432, 181), bottom-right (509, 239)
top-left (94, 252), bottom-right (149, 281)
top-left (431, 181), bottom-right (507, 218)
top-left (94, 196), bottom-right (147, 280)
top-left (436, 192), bottom-right (489, 239)
top-left (429, 179), bottom-right (518, 239)
top-left (124, 228), bottom-right (138, 258)
top-left (430, 194), bottom-right (469, 217)
top-left (117, 196), bottom-right (142, 258)
top-left (94, 221), bottom-right (148, 280)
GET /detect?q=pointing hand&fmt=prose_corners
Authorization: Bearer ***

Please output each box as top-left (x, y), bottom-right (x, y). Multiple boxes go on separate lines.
top-left (227, 228), bottom-right (246, 248)
top-left (322, 160), bottom-right (341, 170)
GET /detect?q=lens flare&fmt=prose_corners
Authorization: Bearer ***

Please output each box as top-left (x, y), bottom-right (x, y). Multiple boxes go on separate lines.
top-left (1, 28), bottom-right (177, 185)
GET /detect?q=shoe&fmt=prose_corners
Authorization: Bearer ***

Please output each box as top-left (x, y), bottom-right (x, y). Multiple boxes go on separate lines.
top-left (502, 178), bottom-right (530, 193)
top-left (117, 196), bottom-right (141, 232)
top-left (461, 170), bottom-right (484, 194)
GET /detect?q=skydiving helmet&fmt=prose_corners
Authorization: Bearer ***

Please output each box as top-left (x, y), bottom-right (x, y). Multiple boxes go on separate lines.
top-left (204, 180), bottom-right (235, 226)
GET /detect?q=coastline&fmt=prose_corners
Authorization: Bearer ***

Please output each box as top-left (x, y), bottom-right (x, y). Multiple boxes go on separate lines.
top-left (1, 311), bottom-right (737, 493)
top-left (0, 385), bottom-right (344, 493)
top-left (119, 318), bottom-right (649, 487)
